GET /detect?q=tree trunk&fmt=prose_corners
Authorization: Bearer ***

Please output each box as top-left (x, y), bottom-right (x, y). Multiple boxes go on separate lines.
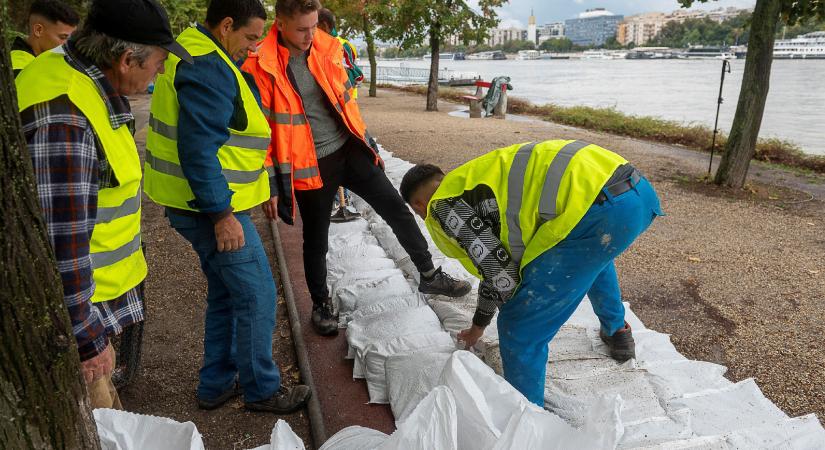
top-left (426, 24), bottom-right (441, 112)
top-left (0, 27), bottom-right (101, 450)
top-left (363, 13), bottom-right (378, 98)
top-left (714, 0), bottom-right (781, 188)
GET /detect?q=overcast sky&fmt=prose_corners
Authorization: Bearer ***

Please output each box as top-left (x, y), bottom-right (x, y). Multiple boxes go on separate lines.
top-left (477, 0), bottom-right (756, 27)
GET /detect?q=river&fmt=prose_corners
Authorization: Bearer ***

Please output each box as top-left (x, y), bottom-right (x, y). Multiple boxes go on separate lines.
top-left (374, 58), bottom-right (825, 156)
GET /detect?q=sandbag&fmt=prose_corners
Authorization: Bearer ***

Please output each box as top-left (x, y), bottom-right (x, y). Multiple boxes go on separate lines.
top-left (379, 385), bottom-right (458, 450)
top-left (247, 420), bottom-right (305, 450)
top-left (346, 306), bottom-right (443, 378)
top-left (386, 351), bottom-right (453, 421)
top-left (334, 270), bottom-right (413, 322)
top-left (318, 426), bottom-right (388, 450)
top-left (94, 409), bottom-right (204, 450)
top-left (344, 295), bottom-right (424, 328)
top-left (363, 332), bottom-right (455, 403)
top-left (437, 351), bottom-right (532, 450)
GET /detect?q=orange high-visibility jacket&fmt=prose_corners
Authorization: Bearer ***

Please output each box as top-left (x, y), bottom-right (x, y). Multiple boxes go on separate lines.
top-left (242, 24), bottom-right (379, 223)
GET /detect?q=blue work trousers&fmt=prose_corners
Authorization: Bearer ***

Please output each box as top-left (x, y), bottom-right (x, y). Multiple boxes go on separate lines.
top-left (498, 178), bottom-right (662, 405)
top-left (167, 211), bottom-right (281, 403)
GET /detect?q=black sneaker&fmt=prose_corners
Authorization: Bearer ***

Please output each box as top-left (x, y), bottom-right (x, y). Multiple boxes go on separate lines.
top-left (599, 322), bottom-right (636, 362)
top-left (418, 267), bottom-right (472, 298)
top-left (311, 299), bottom-right (339, 336)
top-left (245, 385), bottom-right (312, 414)
top-left (197, 382), bottom-right (242, 410)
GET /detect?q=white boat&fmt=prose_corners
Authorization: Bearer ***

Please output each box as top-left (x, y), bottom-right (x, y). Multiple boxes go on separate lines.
top-left (774, 31), bottom-right (825, 59)
top-left (466, 50), bottom-right (507, 60)
top-left (423, 52), bottom-right (466, 61)
top-left (516, 50), bottom-right (540, 60)
top-left (581, 49), bottom-right (627, 60)
top-left (682, 46), bottom-right (734, 59)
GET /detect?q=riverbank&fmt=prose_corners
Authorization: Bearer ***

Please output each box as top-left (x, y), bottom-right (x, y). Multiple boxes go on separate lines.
top-left (357, 87), bottom-right (824, 424)
top-left (379, 83), bottom-right (825, 174)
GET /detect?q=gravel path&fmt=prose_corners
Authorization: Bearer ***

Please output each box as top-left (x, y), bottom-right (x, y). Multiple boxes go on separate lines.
top-left (358, 88), bottom-right (825, 423)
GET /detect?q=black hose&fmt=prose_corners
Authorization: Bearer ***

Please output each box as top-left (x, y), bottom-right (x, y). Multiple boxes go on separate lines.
top-left (269, 219), bottom-right (327, 448)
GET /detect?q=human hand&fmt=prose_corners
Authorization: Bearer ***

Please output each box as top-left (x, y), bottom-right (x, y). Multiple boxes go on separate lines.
top-left (215, 214), bottom-right (245, 252)
top-left (457, 325), bottom-right (486, 350)
top-left (80, 343), bottom-right (115, 384)
top-left (262, 196), bottom-right (278, 221)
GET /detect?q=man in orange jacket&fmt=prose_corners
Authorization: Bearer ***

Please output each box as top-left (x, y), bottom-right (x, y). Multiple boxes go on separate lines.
top-left (243, 0), bottom-right (471, 336)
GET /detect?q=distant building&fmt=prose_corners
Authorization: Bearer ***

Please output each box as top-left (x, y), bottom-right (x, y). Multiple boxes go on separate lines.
top-left (486, 27), bottom-right (526, 47)
top-left (618, 13), bottom-right (667, 46)
top-left (564, 8), bottom-right (623, 46)
top-left (537, 22), bottom-right (565, 44)
top-left (527, 10), bottom-right (537, 44)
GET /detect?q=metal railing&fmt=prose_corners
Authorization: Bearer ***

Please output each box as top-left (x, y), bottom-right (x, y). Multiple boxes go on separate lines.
top-left (369, 65), bottom-right (472, 85)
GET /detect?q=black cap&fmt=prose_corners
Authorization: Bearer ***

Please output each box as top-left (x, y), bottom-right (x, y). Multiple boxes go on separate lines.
top-left (87, 0), bottom-right (193, 64)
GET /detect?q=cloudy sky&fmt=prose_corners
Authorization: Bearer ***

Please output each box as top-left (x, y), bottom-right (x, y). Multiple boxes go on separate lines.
top-left (481, 0), bottom-right (756, 28)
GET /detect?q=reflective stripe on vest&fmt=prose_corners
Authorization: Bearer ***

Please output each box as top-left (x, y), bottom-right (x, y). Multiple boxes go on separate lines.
top-left (505, 142), bottom-right (537, 264)
top-left (538, 140), bottom-right (590, 221)
top-left (149, 114), bottom-right (269, 150)
top-left (262, 108), bottom-right (308, 126)
top-left (146, 150), bottom-right (265, 184)
top-left (145, 27), bottom-right (270, 212)
top-left (96, 192), bottom-right (141, 224)
top-left (16, 49), bottom-right (147, 302)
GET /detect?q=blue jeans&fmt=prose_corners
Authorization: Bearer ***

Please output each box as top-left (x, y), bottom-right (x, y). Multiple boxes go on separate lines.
top-left (498, 178), bottom-right (663, 405)
top-left (167, 211), bottom-right (281, 403)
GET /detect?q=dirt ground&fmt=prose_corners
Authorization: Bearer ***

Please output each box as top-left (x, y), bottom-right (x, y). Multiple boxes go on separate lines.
top-left (118, 97), bottom-right (312, 449)
top-left (357, 88), bottom-right (825, 423)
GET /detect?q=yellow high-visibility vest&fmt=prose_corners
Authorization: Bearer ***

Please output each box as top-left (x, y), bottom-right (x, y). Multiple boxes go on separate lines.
top-left (425, 140), bottom-right (627, 277)
top-left (16, 49), bottom-right (147, 302)
top-left (11, 48), bottom-right (36, 75)
top-left (144, 26), bottom-right (270, 212)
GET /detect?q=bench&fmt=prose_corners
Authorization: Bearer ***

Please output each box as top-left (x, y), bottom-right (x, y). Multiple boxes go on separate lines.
top-left (461, 79), bottom-right (511, 119)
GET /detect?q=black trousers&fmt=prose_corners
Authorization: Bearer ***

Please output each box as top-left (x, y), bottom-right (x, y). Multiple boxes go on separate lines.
top-left (294, 137), bottom-right (434, 304)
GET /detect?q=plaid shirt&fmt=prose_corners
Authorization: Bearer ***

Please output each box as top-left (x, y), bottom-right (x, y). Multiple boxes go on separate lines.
top-left (20, 42), bottom-right (144, 362)
top-left (431, 185), bottom-right (520, 327)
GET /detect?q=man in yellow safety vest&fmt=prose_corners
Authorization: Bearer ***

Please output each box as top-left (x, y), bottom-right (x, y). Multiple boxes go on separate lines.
top-left (400, 139), bottom-right (663, 405)
top-left (11, 0), bottom-right (80, 77)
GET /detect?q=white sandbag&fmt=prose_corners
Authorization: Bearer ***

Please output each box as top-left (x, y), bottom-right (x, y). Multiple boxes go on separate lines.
top-left (642, 360), bottom-right (731, 400)
top-left (363, 332), bottom-right (455, 403)
top-left (483, 344), bottom-right (503, 376)
top-left (666, 378), bottom-right (788, 437)
top-left (438, 351), bottom-right (532, 450)
top-left (94, 408), bottom-right (204, 450)
top-left (631, 436), bottom-right (728, 449)
top-left (346, 306), bottom-right (443, 377)
top-left (492, 394), bottom-right (622, 450)
top-left (247, 420), bottom-right (305, 450)
top-left (344, 295), bottom-right (424, 328)
top-left (386, 351), bottom-right (453, 422)
top-left (550, 325), bottom-right (608, 362)
top-left (429, 299), bottom-right (474, 334)
top-left (370, 223), bottom-right (410, 262)
top-left (379, 385), bottom-right (457, 450)
top-left (318, 426), bottom-right (388, 450)
top-left (589, 328), bottom-right (686, 364)
top-left (334, 270), bottom-right (413, 321)
top-left (545, 368), bottom-right (666, 428)
top-left (723, 414), bottom-right (825, 448)
top-left (618, 410), bottom-right (693, 449)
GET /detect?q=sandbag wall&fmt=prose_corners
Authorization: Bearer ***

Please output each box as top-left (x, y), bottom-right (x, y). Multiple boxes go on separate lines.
top-left (320, 147), bottom-right (825, 450)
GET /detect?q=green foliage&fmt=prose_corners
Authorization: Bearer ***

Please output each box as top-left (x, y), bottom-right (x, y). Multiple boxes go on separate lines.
top-left (650, 13), bottom-right (751, 47)
top-left (539, 37), bottom-right (574, 52)
top-left (375, 0), bottom-right (506, 51)
top-left (156, 0), bottom-right (209, 34)
top-left (780, 16), bottom-right (825, 38)
top-left (678, 0), bottom-right (824, 26)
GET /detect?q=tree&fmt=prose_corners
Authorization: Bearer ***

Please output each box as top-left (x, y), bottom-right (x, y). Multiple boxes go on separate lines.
top-left (539, 37), bottom-right (574, 53)
top-left (157, 0), bottom-right (208, 34)
top-left (683, 0), bottom-right (823, 187)
top-left (378, 0), bottom-right (506, 111)
top-left (323, 0), bottom-right (390, 98)
top-left (0, 18), bottom-right (101, 450)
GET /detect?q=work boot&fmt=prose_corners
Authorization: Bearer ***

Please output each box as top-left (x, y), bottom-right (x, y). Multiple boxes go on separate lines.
top-left (197, 382), bottom-right (242, 410)
top-left (311, 299), bottom-right (339, 336)
top-left (418, 267), bottom-right (472, 298)
top-left (599, 322), bottom-right (636, 362)
top-left (245, 385), bottom-right (312, 414)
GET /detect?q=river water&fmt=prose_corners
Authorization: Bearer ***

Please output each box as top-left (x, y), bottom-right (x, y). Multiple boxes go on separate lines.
top-left (374, 59), bottom-right (825, 155)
